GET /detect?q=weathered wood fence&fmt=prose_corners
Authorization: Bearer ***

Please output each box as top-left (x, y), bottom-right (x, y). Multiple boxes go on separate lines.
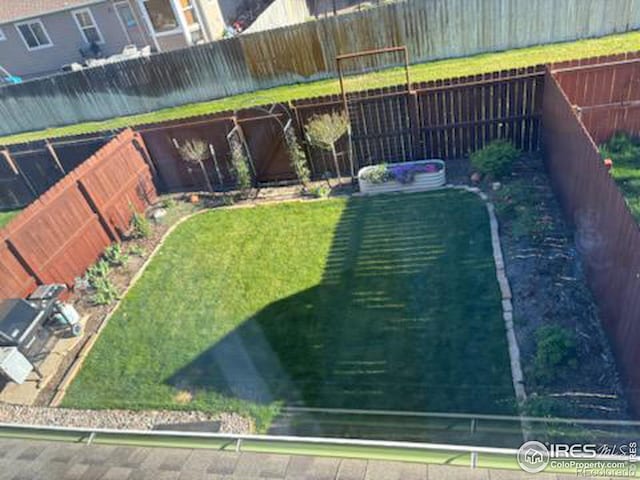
top-left (0, 0), bottom-right (638, 135)
top-left (0, 130), bottom-right (156, 299)
top-left (542, 53), bottom-right (640, 414)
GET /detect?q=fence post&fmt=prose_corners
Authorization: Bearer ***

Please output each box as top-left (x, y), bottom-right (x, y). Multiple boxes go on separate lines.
top-left (45, 139), bottom-right (66, 175)
top-left (77, 180), bottom-right (120, 243)
top-left (5, 238), bottom-right (44, 285)
top-left (408, 90), bottom-right (421, 161)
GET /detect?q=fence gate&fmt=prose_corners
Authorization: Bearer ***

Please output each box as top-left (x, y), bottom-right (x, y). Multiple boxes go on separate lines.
top-left (337, 46), bottom-right (416, 177)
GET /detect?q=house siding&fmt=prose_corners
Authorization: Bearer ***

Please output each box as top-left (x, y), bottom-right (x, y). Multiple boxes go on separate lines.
top-left (0, 1), bottom-right (148, 78)
top-left (194, 0), bottom-right (225, 40)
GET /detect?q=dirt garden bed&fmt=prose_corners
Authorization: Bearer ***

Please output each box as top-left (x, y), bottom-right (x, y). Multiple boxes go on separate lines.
top-left (489, 154), bottom-right (631, 420)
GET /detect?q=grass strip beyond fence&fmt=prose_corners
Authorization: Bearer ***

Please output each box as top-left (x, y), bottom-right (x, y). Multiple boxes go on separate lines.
top-left (1, 31), bottom-right (640, 146)
top-left (0, 210), bottom-right (21, 229)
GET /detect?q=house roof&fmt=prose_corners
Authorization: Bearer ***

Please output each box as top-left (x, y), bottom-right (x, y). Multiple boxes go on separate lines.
top-left (0, 0), bottom-right (104, 25)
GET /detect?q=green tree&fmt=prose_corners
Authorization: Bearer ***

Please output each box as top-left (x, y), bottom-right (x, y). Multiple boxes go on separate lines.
top-left (176, 138), bottom-right (214, 192)
top-left (305, 111), bottom-right (349, 181)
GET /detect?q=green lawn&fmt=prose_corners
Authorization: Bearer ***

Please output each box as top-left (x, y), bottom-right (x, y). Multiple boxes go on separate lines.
top-left (601, 133), bottom-right (640, 221)
top-left (3, 31), bottom-right (640, 146)
top-left (0, 210), bottom-right (20, 229)
top-left (62, 191), bottom-right (514, 431)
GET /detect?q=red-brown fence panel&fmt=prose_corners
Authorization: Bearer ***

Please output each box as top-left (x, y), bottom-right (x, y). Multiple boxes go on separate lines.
top-left (0, 237), bottom-right (36, 299)
top-left (552, 55), bottom-right (640, 144)
top-left (3, 172), bottom-right (112, 288)
top-left (542, 69), bottom-right (640, 414)
top-left (0, 129), bottom-right (157, 299)
top-left (79, 131), bottom-right (157, 238)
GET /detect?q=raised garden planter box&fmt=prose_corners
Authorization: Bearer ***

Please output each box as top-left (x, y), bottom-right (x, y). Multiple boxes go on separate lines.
top-left (358, 159), bottom-right (446, 195)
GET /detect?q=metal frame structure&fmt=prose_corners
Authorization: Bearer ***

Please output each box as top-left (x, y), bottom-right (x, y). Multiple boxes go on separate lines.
top-left (336, 46), bottom-right (412, 179)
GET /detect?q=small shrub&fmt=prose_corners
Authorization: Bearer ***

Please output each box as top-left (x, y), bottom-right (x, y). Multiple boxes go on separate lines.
top-left (91, 276), bottom-right (119, 306)
top-left (230, 136), bottom-right (252, 196)
top-left (103, 243), bottom-right (129, 267)
top-left (360, 164), bottom-right (391, 184)
top-left (308, 185), bottom-right (331, 198)
top-left (128, 245), bottom-right (146, 257)
top-left (85, 260), bottom-right (111, 288)
top-left (305, 111), bottom-right (349, 179)
top-left (163, 197), bottom-right (177, 209)
top-left (470, 140), bottom-right (519, 179)
top-left (285, 126), bottom-right (311, 187)
top-left (130, 212), bottom-right (151, 239)
top-left (534, 325), bottom-right (577, 383)
top-left (176, 138), bottom-right (214, 192)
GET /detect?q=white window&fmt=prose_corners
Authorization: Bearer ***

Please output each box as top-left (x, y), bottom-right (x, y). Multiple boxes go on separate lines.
top-left (115, 2), bottom-right (138, 28)
top-left (15, 20), bottom-right (52, 51)
top-left (142, 0), bottom-right (180, 35)
top-left (72, 8), bottom-right (104, 44)
top-left (0, 28), bottom-right (6, 41)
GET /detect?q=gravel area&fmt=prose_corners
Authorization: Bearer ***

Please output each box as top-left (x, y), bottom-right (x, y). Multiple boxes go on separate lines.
top-left (0, 403), bottom-right (252, 433)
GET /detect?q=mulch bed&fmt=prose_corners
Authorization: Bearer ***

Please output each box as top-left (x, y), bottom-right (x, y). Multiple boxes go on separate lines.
top-left (488, 155), bottom-right (631, 420)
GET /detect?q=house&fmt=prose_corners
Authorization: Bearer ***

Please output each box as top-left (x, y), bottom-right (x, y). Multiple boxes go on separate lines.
top-left (0, 0), bottom-right (233, 79)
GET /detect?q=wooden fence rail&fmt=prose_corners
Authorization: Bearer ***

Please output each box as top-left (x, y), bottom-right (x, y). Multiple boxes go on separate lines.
top-left (0, 130), bottom-right (156, 300)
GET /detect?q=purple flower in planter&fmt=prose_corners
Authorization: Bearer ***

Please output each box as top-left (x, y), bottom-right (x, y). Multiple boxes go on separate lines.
top-left (388, 162), bottom-right (442, 184)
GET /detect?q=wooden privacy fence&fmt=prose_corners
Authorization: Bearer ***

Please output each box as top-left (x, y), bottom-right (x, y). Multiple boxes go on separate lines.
top-left (137, 65), bottom-right (545, 192)
top-left (552, 52), bottom-right (640, 144)
top-left (542, 56), bottom-right (640, 413)
top-left (0, 130), bottom-right (156, 300)
top-left (0, 0), bottom-right (638, 135)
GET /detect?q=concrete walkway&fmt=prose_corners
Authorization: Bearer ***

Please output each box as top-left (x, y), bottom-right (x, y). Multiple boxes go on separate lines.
top-left (0, 438), bottom-right (616, 480)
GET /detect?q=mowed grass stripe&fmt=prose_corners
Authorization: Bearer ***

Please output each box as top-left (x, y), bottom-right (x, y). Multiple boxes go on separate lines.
top-left (62, 191), bottom-right (514, 434)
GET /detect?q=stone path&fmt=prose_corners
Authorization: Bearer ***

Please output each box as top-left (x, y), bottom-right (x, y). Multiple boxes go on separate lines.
top-left (0, 438), bottom-right (619, 479)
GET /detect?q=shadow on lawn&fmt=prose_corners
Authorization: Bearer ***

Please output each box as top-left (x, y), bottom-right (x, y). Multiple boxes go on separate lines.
top-left (166, 192), bottom-right (515, 418)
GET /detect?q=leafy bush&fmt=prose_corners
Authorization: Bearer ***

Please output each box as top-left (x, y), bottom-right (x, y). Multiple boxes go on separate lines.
top-left (130, 212), bottom-right (151, 239)
top-left (163, 197), bottom-right (177, 209)
top-left (307, 185), bottom-right (330, 198)
top-left (470, 140), bottom-right (519, 179)
top-left (128, 245), bottom-right (146, 257)
top-left (230, 136), bottom-right (252, 195)
top-left (91, 276), bottom-right (119, 306)
top-left (305, 112), bottom-right (349, 179)
top-left (285, 126), bottom-right (310, 187)
top-left (85, 260), bottom-right (111, 288)
top-left (103, 243), bottom-right (129, 267)
top-left (600, 131), bottom-right (640, 167)
top-left (534, 325), bottom-right (577, 383)
top-left (360, 164), bottom-right (391, 184)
